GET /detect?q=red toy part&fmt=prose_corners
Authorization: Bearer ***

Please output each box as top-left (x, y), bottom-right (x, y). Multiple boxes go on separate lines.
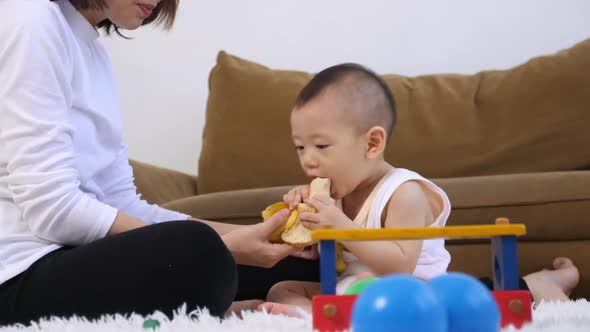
top-left (492, 290), bottom-right (532, 329)
top-left (312, 295), bottom-right (357, 332)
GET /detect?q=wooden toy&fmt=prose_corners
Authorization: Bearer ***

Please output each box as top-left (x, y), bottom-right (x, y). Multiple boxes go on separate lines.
top-left (311, 218), bottom-right (532, 331)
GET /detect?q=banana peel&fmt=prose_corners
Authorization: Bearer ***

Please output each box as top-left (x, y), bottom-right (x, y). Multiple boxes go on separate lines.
top-left (260, 202), bottom-right (313, 246)
top-left (261, 202), bottom-right (297, 243)
top-left (280, 203), bottom-right (314, 246)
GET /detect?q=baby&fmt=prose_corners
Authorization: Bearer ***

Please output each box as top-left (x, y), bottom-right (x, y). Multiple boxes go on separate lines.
top-left (257, 63), bottom-right (452, 316)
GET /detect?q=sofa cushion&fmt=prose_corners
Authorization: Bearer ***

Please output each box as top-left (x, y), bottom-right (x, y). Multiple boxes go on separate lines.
top-left (199, 40), bottom-right (590, 194)
top-left (130, 160), bottom-right (198, 205)
top-left (200, 53), bottom-right (312, 194)
top-left (163, 170), bottom-right (590, 242)
top-left (439, 171), bottom-right (590, 242)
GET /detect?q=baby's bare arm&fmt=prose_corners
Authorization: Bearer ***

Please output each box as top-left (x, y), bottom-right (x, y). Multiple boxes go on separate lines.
top-left (341, 181), bottom-right (432, 275)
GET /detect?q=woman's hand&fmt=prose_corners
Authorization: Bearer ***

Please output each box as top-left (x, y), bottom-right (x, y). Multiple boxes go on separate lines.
top-left (222, 209), bottom-right (300, 268)
top-left (299, 194), bottom-right (358, 230)
top-left (283, 185), bottom-right (309, 210)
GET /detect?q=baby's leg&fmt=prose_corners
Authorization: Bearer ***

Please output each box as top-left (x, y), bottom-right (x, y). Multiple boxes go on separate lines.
top-left (258, 281), bottom-right (321, 317)
top-left (522, 257), bottom-right (579, 303)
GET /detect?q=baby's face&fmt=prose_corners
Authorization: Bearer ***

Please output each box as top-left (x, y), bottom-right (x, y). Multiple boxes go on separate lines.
top-left (290, 92), bottom-right (369, 199)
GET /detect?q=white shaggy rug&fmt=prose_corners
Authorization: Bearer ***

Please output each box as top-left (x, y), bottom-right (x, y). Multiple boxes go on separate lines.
top-left (1, 300), bottom-right (589, 332)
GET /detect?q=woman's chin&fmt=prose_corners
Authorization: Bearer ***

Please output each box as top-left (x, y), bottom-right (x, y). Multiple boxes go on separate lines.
top-left (115, 20), bottom-right (144, 31)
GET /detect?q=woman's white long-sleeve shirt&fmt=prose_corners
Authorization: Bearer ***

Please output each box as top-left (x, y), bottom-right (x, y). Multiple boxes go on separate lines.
top-left (0, 0), bottom-right (189, 285)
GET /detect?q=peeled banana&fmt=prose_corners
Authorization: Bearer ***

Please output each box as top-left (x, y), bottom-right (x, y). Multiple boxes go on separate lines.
top-left (261, 178), bottom-right (348, 272)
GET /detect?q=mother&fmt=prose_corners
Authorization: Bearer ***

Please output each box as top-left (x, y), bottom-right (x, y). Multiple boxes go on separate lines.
top-left (0, 0), bottom-right (317, 325)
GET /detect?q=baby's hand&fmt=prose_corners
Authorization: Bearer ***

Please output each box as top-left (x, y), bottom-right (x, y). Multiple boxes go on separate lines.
top-left (299, 194), bottom-right (357, 230)
top-left (283, 185), bottom-right (309, 210)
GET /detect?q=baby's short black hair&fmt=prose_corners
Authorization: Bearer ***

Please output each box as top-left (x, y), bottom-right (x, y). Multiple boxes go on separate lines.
top-left (294, 63), bottom-right (397, 141)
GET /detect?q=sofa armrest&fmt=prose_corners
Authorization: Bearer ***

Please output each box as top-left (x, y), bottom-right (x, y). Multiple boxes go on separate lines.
top-left (129, 159), bottom-right (199, 206)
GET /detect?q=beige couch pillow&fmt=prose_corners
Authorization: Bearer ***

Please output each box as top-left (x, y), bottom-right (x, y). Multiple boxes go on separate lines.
top-left (199, 40), bottom-right (590, 194)
top-left (200, 52), bottom-right (312, 194)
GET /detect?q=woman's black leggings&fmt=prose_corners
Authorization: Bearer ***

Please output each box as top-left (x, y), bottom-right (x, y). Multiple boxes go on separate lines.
top-left (0, 220), bottom-right (320, 326)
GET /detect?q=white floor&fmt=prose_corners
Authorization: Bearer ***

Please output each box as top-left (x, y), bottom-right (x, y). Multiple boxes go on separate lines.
top-left (1, 300), bottom-right (589, 332)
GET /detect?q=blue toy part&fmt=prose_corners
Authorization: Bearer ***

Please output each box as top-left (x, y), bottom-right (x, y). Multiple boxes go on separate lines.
top-left (429, 272), bottom-right (500, 332)
top-left (351, 275), bottom-right (447, 332)
top-left (319, 240), bottom-right (337, 295)
top-left (492, 235), bottom-right (520, 290)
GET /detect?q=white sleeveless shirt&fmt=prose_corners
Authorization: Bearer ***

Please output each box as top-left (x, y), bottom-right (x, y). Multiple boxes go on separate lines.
top-left (336, 168), bottom-right (451, 293)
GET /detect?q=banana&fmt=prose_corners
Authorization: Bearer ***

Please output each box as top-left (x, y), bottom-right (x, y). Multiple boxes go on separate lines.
top-left (261, 202), bottom-right (296, 243)
top-left (261, 178), bottom-right (348, 272)
top-left (261, 178), bottom-right (330, 246)
top-left (280, 178), bottom-right (331, 246)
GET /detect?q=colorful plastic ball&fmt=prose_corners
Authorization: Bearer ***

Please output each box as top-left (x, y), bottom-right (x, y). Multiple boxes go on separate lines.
top-left (351, 275), bottom-right (447, 332)
top-left (429, 272), bottom-right (500, 332)
top-left (343, 276), bottom-right (380, 295)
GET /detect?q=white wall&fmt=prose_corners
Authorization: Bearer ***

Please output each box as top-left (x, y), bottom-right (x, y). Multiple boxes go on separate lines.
top-left (101, 0), bottom-right (590, 175)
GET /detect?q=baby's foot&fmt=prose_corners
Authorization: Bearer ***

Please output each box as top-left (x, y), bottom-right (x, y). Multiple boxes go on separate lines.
top-left (225, 299), bottom-right (264, 318)
top-left (257, 302), bottom-right (305, 318)
top-left (522, 257), bottom-right (580, 303)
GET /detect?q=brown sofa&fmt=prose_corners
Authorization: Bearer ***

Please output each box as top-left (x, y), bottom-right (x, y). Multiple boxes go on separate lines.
top-left (130, 38), bottom-right (590, 299)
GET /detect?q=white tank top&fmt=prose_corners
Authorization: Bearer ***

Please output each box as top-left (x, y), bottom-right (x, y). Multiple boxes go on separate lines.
top-left (340, 167), bottom-right (451, 280)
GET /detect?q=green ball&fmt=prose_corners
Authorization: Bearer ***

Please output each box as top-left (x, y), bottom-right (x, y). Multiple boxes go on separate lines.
top-left (143, 319), bottom-right (160, 329)
top-left (343, 276), bottom-right (380, 295)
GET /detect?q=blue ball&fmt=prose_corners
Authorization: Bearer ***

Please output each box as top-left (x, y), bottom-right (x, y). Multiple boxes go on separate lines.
top-left (429, 273), bottom-right (500, 332)
top-left (351, 275), bottom-right (447, 332)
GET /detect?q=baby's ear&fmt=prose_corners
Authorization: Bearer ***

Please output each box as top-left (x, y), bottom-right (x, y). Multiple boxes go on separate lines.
top-left (365, 126), bottom-right (387, 159)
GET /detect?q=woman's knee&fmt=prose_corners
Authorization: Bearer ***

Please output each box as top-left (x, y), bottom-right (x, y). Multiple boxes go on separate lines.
top-left (152, 221), bottom-right (226, 255)
top-left (148, 220), bottom-right (238, 315)
top-left (148, 220), bottom-right (237, 282)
